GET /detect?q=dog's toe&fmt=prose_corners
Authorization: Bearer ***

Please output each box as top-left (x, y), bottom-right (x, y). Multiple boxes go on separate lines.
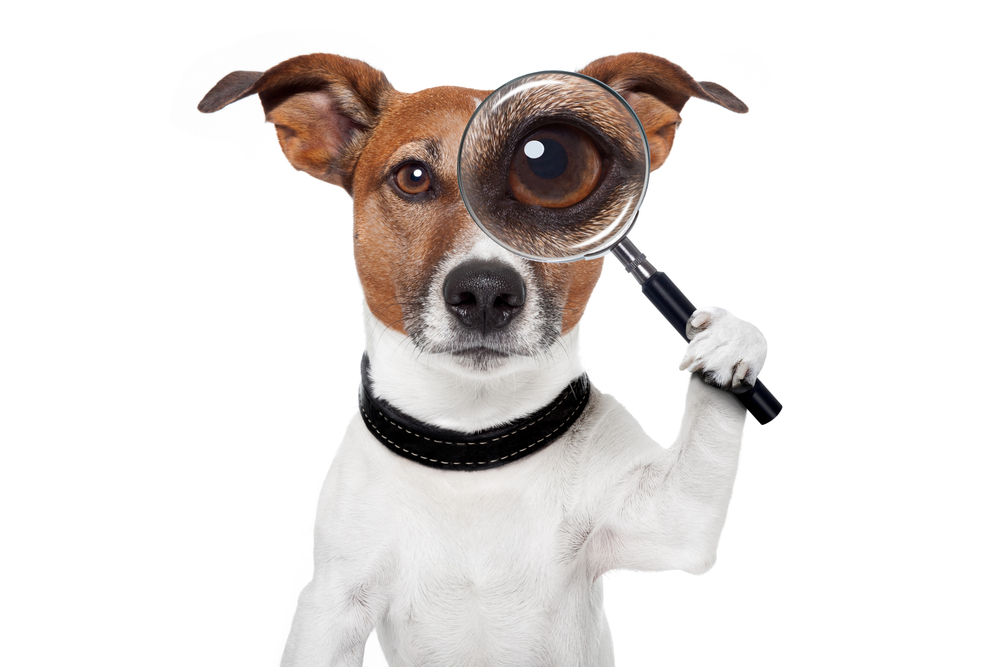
top-left (730, 359), bottom-right (755, 393)
top-left (686, 307), bottom-right (720, 340)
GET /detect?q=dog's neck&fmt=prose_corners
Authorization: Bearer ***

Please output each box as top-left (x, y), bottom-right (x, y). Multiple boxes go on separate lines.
top-left (363, 303), bottom-right (585, 433)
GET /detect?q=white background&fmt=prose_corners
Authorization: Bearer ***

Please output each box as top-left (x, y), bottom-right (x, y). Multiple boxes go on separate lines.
top-left (2, 1), bottom-right (997, 665)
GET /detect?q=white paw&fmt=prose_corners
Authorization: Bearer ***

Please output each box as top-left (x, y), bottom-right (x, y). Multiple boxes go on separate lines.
top-left (679, 307), bottom-right (767, 393)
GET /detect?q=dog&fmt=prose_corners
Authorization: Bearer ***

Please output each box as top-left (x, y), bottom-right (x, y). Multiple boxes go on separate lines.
top-left (199, 51), bottom-right (766, 667)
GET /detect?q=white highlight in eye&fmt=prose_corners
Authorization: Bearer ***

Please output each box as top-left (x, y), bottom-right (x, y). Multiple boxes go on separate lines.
top-left (524, 140), bottom-right (545, 159)
top-left (412, 168), bottom-right (423, 179)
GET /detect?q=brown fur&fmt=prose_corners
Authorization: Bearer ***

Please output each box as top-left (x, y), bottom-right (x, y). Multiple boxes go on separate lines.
top-left (623, 93), bottom-right (682, 171)
top-left (579, 53), bottom-right (747, 170)
top-left (351, 87), bottom-right (487, 332)
top-left (198, 52), bottom-right (746, 337)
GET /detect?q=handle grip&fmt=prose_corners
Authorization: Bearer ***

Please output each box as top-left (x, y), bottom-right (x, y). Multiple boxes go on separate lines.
top-left (640, 271), bottom-right (781, 424)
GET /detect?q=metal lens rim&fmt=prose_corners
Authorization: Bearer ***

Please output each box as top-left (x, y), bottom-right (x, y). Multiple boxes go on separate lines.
top-left (457, 70), bottom-right (651, 264)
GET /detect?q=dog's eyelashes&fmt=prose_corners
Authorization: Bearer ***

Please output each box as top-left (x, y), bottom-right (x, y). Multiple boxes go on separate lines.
top-left (395, 163), bottom-right (432, 194)
top-left (508, 124), bottom-right (602, 208)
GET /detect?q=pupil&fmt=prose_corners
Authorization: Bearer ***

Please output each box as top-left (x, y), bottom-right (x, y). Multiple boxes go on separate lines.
top-left (411, 168), bottom-right (423, 181)
top-left (526, 138), bottom-right (567, 180)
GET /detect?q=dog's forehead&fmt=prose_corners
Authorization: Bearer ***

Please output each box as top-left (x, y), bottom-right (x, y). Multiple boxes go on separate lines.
top-left (370, 86), bottom-right (488, 157)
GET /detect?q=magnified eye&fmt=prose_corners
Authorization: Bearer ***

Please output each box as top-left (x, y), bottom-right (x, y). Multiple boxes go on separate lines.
top-left (395, 163), bottom-right (431, 194)
top-left (508, 125), bottom-right (602, 208)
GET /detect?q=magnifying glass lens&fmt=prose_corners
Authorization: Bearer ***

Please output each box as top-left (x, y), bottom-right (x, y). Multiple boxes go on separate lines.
top-left (458, 71), bottom-right (649, 262)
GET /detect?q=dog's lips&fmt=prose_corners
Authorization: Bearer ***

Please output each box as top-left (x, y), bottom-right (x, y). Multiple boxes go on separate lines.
top-left (449, 345), bottom-right (511, 359)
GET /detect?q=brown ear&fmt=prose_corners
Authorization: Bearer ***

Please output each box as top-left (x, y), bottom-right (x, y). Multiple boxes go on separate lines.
top-left (198, 54), bottom-right (395, 192)
top-left (579, 53), bottom-right (747, 170)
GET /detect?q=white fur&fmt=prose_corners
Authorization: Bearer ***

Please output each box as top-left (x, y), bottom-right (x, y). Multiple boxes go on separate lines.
top-left (281, 291), bottom-right (764, 665)
top-left (680, 306), bottom-right (767, 390)
top-left (366, 305), bottom-right (583, 432)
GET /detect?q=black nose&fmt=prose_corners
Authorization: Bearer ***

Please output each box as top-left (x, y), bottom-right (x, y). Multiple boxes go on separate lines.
top-left (442, 260), bottom-right (526, 332)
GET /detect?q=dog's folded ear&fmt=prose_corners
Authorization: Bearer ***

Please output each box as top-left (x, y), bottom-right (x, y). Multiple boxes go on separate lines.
top-left (579, 53), bottom-right (747, 171)
top-left (198, 54), bottom-right (395, 192)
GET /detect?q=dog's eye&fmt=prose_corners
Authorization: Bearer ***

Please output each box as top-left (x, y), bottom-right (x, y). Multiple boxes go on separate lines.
top-left (395, 163), bottom-right (431, 194)
top-left (507, 125), bottom-right (602, 208)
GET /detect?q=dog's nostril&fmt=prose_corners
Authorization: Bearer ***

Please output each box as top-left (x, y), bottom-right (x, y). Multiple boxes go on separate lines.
top-left (442, 260), bottom-right (527, 332)
top-left (454, 292), bottom-right (477, 307)
top-left (493, 293), bottom-right (522, 310)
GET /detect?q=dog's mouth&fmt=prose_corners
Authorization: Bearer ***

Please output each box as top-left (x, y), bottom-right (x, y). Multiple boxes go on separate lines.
top-left (449, 345), bottom-right (512, 359)
top-left (444, 344), bottom-right (518, 373)
top-left (419, 338), bottom-right (535, 373)
top-left (414, 316), bottom-right (545, 363)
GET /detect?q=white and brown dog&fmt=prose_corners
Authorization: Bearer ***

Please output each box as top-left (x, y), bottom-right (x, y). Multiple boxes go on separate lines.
top-left (200, 52), bottom-right (766, 667)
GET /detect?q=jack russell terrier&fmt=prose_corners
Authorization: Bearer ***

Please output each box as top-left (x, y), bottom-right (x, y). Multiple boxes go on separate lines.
top-left (200, 51), bottom-right (767, 667)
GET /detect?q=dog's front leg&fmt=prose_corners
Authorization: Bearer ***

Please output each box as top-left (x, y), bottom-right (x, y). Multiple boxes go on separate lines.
top-left (592, 307), bottom-right (766, 576)
top-left (280, 559), bottom-right (388, 667)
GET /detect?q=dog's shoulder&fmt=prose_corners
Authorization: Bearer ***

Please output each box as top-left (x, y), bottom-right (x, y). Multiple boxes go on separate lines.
top-left (544, 386), bottom-right (670, 511)
top-left (570, 386), bottom-right (663, 463)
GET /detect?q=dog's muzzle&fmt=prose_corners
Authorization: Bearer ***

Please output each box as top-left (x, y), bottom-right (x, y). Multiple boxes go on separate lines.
top-left (442, 259), bottom-right (526, 333)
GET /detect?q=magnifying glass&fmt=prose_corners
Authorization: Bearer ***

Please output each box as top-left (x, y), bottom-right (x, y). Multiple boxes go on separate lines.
top-left (457, 70), bottom-right (781, 425)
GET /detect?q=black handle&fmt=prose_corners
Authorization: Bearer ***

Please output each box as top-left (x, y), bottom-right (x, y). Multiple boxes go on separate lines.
top-left (640, 271), bottom-right (781, 424)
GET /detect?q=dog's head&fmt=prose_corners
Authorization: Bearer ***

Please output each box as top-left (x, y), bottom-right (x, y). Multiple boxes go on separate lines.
top-left (199, 53), bottom-right (745, 374)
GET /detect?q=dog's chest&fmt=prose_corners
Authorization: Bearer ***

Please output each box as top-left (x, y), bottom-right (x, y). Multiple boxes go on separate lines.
top-left (368, 432), bottom-right (611, 665)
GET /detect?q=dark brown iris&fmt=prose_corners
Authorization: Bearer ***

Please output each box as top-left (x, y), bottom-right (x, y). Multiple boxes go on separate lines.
top-left (395, 163), bottom-right (431, 194)
top-left (508, 125), bottom-right (602, 208)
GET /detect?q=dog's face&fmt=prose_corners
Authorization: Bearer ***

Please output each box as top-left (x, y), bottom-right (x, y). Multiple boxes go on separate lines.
top-left (199, 53), bottom-right (746, 373)
top-left (350, 86), bottom-right (609, 373)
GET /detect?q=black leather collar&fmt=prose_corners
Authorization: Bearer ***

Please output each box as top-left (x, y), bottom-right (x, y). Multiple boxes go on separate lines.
top-left (359, 354), bottom-right (590, 471)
